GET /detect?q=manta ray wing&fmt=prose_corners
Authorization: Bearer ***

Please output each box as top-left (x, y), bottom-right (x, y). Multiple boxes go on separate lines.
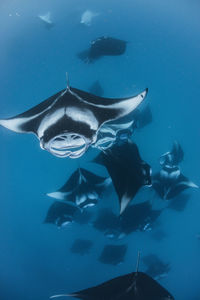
top-left (165, 173), bottom-right (198, 199)
top-left (70, 87), bottom-right (148, 125)
top-left (133, 272), bottom-right (174, 299)
top-left (44, 201), bottom-right (79, 227)
top-left (0, 90), bottom-right (64, 133)
top-left (50, 271), bottom-right (174, 299)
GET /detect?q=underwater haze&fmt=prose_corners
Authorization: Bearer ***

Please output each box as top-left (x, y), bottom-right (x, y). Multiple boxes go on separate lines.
top-left (0, 0), bottom-right (200, 299)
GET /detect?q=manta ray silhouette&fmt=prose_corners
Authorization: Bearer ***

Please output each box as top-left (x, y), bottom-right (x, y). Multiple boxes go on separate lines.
top-left (78, 36), bottom-right (127, 63)
top-left (44, 201), bottom-right (79, 228)
top-left (47, 167), bottom-right (111, 209)
top-left (99, 244), bottom-right (127, 265)
top-left (93, 140), bottom-right (152, 213)
top-left (50, 253), bottom-right (174, 299)
top-left (120, 201), bottom-right (161, 234)
top-left (70, 239), bottom-right (93, 256)
top-left (0, 80), bottom-right (147, 158)
top-left (152, 142), bottom-right (198, 199)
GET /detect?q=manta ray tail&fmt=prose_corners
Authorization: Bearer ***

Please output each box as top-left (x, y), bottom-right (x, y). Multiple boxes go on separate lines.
top-left (66, 72), bottom-right (70, 91)
top-left (136, 251), bottom-right (141, 273)
top-left (50, 294), bottom-right (71, 299)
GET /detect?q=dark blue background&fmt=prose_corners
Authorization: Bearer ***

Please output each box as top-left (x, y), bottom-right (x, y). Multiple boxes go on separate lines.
top-left (0, 0), bottom-right (200, 299)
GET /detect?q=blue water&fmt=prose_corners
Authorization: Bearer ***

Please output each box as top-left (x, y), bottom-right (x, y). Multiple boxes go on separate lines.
top-left (0, 0), bottom-right (200, 299)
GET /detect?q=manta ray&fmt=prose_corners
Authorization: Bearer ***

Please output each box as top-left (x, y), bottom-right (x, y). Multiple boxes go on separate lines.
top-left (152, 142), bottom-right (198, 199)
top-left (152, 165), bottom-right (198, 199)
top-left (0, 79), bottom-right (147, 158)
top-left (44, 201), bottom-right (79, 228)
top-left (120, 201), bottom-right (161, 234)
top-left (38, 12), bottom-right (54, 29)
top-left (70, 239), bottom-right (93, 256)
top-left (47, 167), bottom-right (111, 209)
top-left (93, 140), bottom-right (152, 213)
top-left (92, 208), bottom-right (121, 238)
top-left (80, 10), bottom-right (99, 26)
top-left (50, 253), bottom-right (174, 299)
top-left (98, 244), bottom-right (127, 265)
top-left (78, 36), bottom-right (127, 63)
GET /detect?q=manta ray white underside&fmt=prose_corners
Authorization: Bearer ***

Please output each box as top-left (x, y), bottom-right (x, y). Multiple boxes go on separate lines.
top-left (0, 81), bottom-right (148, 158)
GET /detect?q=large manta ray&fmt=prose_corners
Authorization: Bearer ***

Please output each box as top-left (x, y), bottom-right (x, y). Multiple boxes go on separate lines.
top-left (50, 257), bottom-right (174, 299)
top-left (47, 167), bottom-right (111, 209)
top-left (0, 83), bottom-right (147, 158)
top-left (93, 140), bottom-right (152, 213)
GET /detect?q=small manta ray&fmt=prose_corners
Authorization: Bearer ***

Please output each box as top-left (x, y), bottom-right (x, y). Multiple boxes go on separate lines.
top-left (160, 141), bottom-right (184, 167)
top-left (142, 254), bottom-right (171, 280)
top-left (89, 80), bottom-right (104, 97)
top-left (70, 239), bottom-right (93, 256)
top-left (120, 201), bottom-right (161, 234)
top-left (153, 142), bottom-right (198, 199)
top-left (77, 36), bottom-right (127, 63)
top-left (98, 244), bottom-right (127, 265)
top-left (38, 12), bottom-right (54, 29)
top-left (47, 168), bottom-right (111, 209)
top-left (80, 10), bottom-right (99, 26)
top-left (0, 77), bottom-right (147, 158)
top-left (93, 140), bottom-right (152, 214)
top-left (152, 165), bottom-right (198, 200)
top-left (92, 208), bottom-right (122, 239)
top-left (44, 201), bottom-right (79, 228)
top-left (50, 252), bottom-right (175, 299)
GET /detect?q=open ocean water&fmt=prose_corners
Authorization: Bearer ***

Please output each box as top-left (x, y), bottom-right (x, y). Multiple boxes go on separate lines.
top-left (0, 0), bottom-right (200, 299)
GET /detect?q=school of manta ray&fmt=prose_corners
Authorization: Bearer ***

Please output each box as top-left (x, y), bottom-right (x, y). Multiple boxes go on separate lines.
top-left (0, 19), bottom-right (199, 300)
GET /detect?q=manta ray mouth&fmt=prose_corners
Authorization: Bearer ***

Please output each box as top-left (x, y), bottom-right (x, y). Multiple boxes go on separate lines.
top-left (43, 133), bottom-right (89, 158)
